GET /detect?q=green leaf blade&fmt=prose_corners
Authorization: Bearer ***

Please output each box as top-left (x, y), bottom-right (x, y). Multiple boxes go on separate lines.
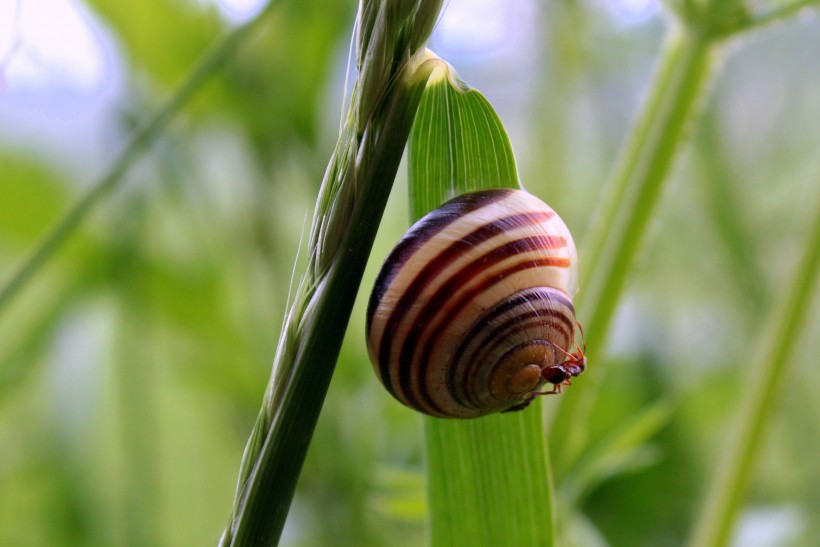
top-left (407, 58), bottom-right (554, 547)
top-left (409, 62), bottom-right (520, 216)
top-left (425, 408), bottom-right (554, 546)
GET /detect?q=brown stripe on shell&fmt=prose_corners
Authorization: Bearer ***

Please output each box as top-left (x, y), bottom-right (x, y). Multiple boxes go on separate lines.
top-left (405, 255), bottom-right (572, 415)
top-left (394, 241), bottom-right (570, 415)
top-left (459, 316), bottom-right (558, 410)
top-left (462, 308), bottom-right (575, 411)
top-left (366, 189), bottom-right (512, 339)
top-left (453, 289), bottom-right (575, 410)
top-left (372, 214), bottom-right (558, 396)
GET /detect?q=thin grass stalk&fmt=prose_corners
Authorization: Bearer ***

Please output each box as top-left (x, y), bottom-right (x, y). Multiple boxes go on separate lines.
top-left (0, 0), bottom-right (283, 316)
top-left (743, 0), bottom-right (820, 31)
top-left (550, 20), bottom-right (721, 468)
top-left (688, 182), bottom-right (820, 546)
top-left (220, 2), bottom-right (444, 544)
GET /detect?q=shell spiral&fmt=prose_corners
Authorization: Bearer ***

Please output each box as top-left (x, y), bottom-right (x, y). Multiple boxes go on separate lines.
top-left (366, 189), bottom-right (579, 418)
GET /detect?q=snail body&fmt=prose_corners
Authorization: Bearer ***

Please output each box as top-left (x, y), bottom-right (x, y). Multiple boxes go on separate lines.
top-left (366, 189), bottom-right (581, 418)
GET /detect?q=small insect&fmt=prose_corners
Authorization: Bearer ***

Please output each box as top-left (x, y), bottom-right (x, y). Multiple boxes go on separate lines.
top-left (366, 188), bottom-right (584, 418)
top-left (501, 322), bottom-right (586, 413)
top-left (537, 321), bottom-right (587, 395)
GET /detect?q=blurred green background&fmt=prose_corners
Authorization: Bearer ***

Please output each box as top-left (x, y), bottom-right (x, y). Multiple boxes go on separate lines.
top-left (1, 0), bottom-right (819, 545)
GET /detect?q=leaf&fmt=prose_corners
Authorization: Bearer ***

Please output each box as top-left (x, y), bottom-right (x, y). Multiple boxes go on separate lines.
top-left (408, 56), bottom-right (555, 547)
top-left (408, 56), bottom-right (520, 214)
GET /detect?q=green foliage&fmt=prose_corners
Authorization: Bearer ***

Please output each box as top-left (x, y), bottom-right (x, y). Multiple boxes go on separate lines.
top-left (408, 65), bottom-right (519, 208)
top-left (407, 59), bottom-right (554, 546)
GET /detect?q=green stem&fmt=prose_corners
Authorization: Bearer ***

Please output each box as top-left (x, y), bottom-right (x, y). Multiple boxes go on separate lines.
top-left (0, 0), bottom-right (281, 315)
top-left (743, 0), bottom-right (820, 32)
top-left (425, 403), bottom-right (556, 546)
top-left (221, 3), bottom-right (445, 542)
top-left (688, 184), bottom-right (820, 547)
top-left (223, 78), bottom-right (431, 545)
top-left (550, 25), bottom-right (721, 469)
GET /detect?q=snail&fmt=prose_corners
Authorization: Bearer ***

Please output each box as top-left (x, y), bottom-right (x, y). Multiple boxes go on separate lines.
top-left (366, 188), bottom-right (584, 418)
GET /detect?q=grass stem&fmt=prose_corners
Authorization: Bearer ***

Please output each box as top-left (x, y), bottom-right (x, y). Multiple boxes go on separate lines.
top-left (743, 0), bottom-right (820, 32)
top-left (220, 3), bottom-right (444, 543)
top-left (688, 182), bottom-right (820, 547)
top-left (550, 24), bottom-right (720, 469)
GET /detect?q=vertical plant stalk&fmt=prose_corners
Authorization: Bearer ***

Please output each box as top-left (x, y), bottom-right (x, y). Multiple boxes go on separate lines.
top-left (425, 409), bottom-right (556, 546)
top-left (220, 2), bottom-right (444, 545)
top-left (550, 23), bottom-right (721, 468)
top-left (688, 184), bottom-right (820, 547)
top-left (0, 0), bottom-right (282, 316)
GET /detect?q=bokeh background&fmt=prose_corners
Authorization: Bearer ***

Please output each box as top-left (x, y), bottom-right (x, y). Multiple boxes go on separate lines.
top-left (1, 0), bottom-right (819, 545)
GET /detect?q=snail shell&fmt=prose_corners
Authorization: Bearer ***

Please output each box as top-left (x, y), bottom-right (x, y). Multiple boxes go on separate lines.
top-left (366, 189), bottom-right (579, 418)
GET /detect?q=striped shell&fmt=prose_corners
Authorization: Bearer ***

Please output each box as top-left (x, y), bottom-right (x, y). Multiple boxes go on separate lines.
top-left (366, 188), bottom-right (579, 418)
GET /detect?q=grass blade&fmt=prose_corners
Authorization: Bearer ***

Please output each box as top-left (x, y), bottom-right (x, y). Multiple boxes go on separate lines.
top-left (688, 181), bottom-right (820, 546)
top-left (549, 23), bottom-right (721, 470)
top-left (408, 58), bottom-right (555, 547)
top-left (409, 61), bottom-right (518, 208)
top-left (425, 409), bottom-right (554, 545)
